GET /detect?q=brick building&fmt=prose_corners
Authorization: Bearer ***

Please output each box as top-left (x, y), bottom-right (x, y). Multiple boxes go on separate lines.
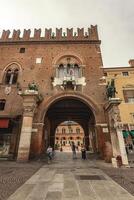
top-left (0, 26), bottom-right (130, 166)
top-left (55, 121), bottom-right (84, 151)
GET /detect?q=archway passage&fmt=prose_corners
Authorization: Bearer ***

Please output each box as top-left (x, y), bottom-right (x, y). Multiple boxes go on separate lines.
top-left (55, 121), bottom-right (84, 152)
top-left (43, 98), bottom-right (97, 152)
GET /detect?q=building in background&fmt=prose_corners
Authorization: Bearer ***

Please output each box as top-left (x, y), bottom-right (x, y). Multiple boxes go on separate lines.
top-left (104, 60), bottom-right (134, 159)
top-left (55, 121), bottom-right (84, 151)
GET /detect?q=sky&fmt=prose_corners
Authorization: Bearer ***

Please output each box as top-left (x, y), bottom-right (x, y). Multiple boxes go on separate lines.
top-left (0, 0), bottom-right (134, 67)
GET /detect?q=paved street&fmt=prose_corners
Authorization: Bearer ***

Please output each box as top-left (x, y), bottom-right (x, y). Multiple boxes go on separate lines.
top-left (0, 161), bottom-right (42, 200)
top-left (6, 152), bottom-right (134, 200)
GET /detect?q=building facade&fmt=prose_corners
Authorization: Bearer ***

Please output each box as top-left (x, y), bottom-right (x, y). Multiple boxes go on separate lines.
top-left (55, 121), bottom-right (84, 151)
top-left (104, 62), bottom-right (134, 159)
top-left (0, 26), bottom-right (131, 166)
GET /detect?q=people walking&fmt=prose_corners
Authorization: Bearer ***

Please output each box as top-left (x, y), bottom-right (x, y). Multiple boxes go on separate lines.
top-left (81, 145), bottom-right (86, 160)
top-left (47, 146), bottom-right (53, 162)
top-left (71, 142), bottom-right (77, 159)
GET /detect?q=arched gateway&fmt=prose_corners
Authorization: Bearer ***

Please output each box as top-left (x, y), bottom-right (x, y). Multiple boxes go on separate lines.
top-left (43, 96), bottom-right (96, 152)
top-left (17, 91), bottom-right (108, 161)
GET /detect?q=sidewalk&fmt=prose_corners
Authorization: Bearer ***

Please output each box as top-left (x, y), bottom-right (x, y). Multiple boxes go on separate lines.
top-left (8, 152), bottom-right (134, 200)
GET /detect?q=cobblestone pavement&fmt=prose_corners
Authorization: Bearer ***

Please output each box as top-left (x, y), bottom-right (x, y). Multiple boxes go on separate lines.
top-left (95, 160), bottom-right (134, 196)
top-left (0, 161), bottom-right (43, 200)
top-left (7, 152), bottom-right (134, 200)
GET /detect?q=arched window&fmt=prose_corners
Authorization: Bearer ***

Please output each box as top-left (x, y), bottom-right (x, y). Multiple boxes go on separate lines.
top-left (62, 128), bottom-right (66, 134)
top-left (12, 69), bottom-right (19, 84)
top-left (58, 64), bottom-right (64, 78)
top-left (4, 65), bottom-right (19, 85)
top-left (76, 128), bottom-right (80, 134)
top-left (74, 64), bottom-right (80, 78)
top-left (69, 128), bottom-right (73, 134)
top-left (56, 128), bottom-right (59, 133)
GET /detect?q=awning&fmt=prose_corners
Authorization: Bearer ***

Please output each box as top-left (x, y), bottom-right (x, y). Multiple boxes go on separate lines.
top-left (122, 130), bottom-right (130, 138)
top-left (0, 119), bottom-right (9, 128)
top-left (130, 130), bottom-right (134, 137)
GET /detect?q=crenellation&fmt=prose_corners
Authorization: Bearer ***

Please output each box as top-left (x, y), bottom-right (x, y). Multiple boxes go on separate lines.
top-left (77, 28), bottom-right (84, 38)
top-left (45, 28), bottom-right (52, 39)
top-left (23, 29), bottom-right (31, 40)
top-left (67, 28), bottom-right (73, 39)
top-left (1, 30), bottom-right (10, 40)
top-left (12, 29), bottom-right (21, 40)
top-left (0, 26), bottom-right (99, 42)
top-left (88, 25), bottom-right (99, 40)
top-left (56, 28), bottom-right (62, 39)
top-left (34, 29), bottom-right (41, 39)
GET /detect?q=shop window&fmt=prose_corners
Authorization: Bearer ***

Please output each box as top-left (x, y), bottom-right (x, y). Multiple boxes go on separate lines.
top-left (122, 72), bottom-right (129, 76)
top-left (123, 90), bottom-right (134, 103)
top-left (19, 48), bottom-right (25, 53)
top-left (0, 99), bottom-right (6, 110)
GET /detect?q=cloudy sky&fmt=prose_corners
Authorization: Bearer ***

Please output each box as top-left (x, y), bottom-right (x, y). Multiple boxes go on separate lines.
top-left (0, 0), bottom-right (134, 67)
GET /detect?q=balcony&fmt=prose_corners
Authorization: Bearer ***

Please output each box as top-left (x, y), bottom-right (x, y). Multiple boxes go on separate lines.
top-left (52, 75), bottom-right (86, 89)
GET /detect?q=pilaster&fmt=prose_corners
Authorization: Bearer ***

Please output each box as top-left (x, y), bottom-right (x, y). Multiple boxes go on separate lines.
top-left (17, 90), bottom-right (38, 161)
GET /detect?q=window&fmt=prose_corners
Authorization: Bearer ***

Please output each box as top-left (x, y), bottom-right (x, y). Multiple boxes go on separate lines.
top-left (36, 58), bottom-right (42, 64)
top-left (5, 67), bottom-right (19, 85)
top-left (128, 97), bottom-right (134, 103)
top-left (56, 128), bottom-right (59, 133)
top-left (62, 128), bottom-right (66, 134)
top-left (0, 99), bottom-right (6, 110)
top-left (122, 72), bottom-right (129, 76)
top-left (104, 72), bottom-right (107, 77)
top-left (69, 128), bottom-right (73, 134)
top-left (123, 90), bottom-right (134, 103)
top-left (57, 62), bottom-right (80, 78)
top-left (76, 128), bottom-right (80, 134)
top-left (19, 48), bottom-right (25, 53)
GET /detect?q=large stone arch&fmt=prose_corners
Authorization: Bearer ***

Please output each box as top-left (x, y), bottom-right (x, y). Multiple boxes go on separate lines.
top-left (52, 52), bottom-right (85, 66)
top-left (39, 91), bottom-right (101, 123)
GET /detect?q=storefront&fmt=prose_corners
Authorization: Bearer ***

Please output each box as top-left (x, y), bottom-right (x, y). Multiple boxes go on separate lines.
top-left (0, 117), bottom-right (21, 159)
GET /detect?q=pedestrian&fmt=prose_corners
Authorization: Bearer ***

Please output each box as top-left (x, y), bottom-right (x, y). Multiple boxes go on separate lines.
top-left (76, 145), bottom-right (79, 151)
top-left (81, 145), bottom-right (86, 160)
top-left (47, 146), bottom-right (53, 161)
top-left (60, 146), bottom-right (63, 152)
top-left (71, 142), bottom-right (77, 159)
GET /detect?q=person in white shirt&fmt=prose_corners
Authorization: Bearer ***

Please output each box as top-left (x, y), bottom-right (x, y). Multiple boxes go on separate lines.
top-left (47, 146), bottom-right (53, 160)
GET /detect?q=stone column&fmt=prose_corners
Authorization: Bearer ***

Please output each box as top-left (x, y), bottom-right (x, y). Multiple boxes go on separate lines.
top-left (116, 123), bottom-right (129, 165)
top-left (105, 98), bottom-right (129, 166)
top-left (17, 90), bottom-right (38, 161)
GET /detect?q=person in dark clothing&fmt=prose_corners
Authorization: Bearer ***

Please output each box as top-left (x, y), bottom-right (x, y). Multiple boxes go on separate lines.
top-left (71, 142), bottom-right (77, 159)
top-left (81, 145), bottom-right (86, 160)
